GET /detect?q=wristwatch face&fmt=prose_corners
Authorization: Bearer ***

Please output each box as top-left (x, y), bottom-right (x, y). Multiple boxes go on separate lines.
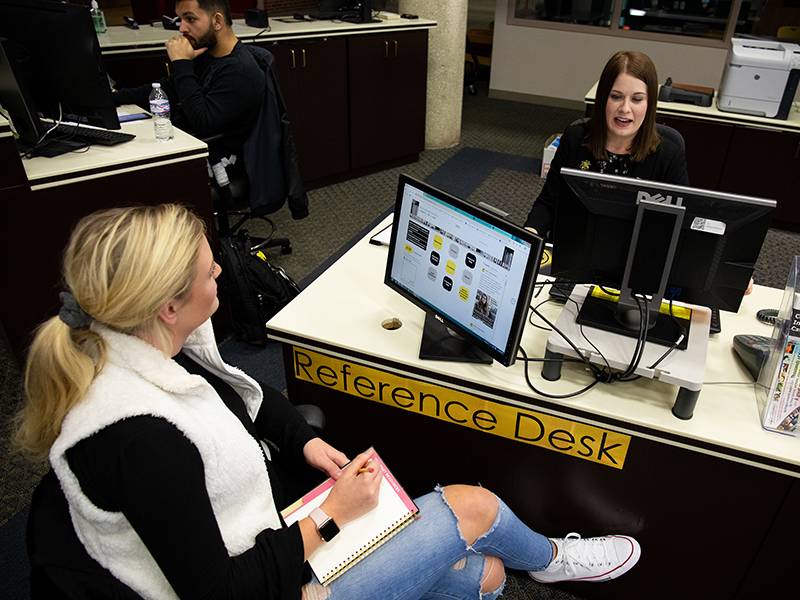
top-left (318, 518), bottom-right (340, 542)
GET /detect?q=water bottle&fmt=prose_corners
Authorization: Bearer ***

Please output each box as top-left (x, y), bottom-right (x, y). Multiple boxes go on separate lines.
top-left (148, 83), bottom-right (173, 142)
top-left (90, 0), bottom-right (107, 34)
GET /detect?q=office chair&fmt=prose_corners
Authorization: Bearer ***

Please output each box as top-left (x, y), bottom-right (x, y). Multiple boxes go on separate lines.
top-left (208, 45), bottom-right (309, 255)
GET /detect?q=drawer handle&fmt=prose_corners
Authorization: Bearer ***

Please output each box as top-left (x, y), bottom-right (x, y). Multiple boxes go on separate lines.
top-left (384, 40), bottom-right (389, 59)
top-left (301, 48), bottom-right (307, 68)
top-left (394, 40), bottom-right (398, 57)
top-left (796, 140), bottom-right (800, 160)
top-left (290, 49), bottom-right (296, 69)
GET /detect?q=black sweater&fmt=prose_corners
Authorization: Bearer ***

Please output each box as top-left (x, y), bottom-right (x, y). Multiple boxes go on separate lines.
top-left (28, 353), bottom-right (317, 600)
top-left (113, 41), bottom-right (264, 158)
top-left (524, 121), bottom-right (689, 239)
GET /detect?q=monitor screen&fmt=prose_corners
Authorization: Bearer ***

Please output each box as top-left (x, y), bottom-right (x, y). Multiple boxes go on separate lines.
top-left (553, 168), bottom-right (776, 312)
top-left (0, 0), bottom-right (119, 131)
top-left (385, 175), bottom-right (544, 367)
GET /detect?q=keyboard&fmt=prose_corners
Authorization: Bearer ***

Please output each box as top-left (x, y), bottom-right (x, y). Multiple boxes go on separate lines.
top-left (52, 124), bottom-right (136, 146)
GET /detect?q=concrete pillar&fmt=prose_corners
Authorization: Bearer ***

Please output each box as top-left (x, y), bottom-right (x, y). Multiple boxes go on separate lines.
top-left (399, 0), bottom-right (467, 149)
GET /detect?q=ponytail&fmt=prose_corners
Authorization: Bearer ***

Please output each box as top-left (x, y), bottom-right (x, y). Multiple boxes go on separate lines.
top-left (14, 317), bottom-right (106, 462)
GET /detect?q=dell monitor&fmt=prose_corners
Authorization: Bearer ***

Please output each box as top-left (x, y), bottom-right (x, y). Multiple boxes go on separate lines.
top-left (0, 0), bottom-right (120, 140)
top-left (385, 175), bottom-right (545, 367)
top-left (552, 168), bottom-right (775, 344)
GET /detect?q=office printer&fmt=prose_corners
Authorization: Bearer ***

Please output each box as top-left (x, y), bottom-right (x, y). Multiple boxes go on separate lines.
top-left (717, 37), bottom-right (800, 120)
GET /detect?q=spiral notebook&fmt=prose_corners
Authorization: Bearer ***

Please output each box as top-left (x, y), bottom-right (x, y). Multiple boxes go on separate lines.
top-left (281, 449), bottom-right (419, 585)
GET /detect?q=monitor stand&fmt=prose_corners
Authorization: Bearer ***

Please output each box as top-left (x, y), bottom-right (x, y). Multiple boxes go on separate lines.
top-left (542, 285), bottom-right (711, 420)
top-left (577, 290), bottom-right (691, 350)
top-left (419, 312), bottom-right (493, 364)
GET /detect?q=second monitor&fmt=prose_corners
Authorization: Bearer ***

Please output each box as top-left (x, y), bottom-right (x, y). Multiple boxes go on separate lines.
top-left (385, 175), bottom-right (544, 367)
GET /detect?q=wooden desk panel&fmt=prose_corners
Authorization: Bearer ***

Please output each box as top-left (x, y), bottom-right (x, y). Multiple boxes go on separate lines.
top-left (1, 157), bottom-right (212, 359)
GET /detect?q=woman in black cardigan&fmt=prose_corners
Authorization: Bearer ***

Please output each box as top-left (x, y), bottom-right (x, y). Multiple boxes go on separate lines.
top-left (524, 50), bottom-right (689, 240)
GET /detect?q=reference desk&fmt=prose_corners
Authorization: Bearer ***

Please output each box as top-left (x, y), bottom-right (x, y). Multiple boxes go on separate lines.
top-left (0, 114), bottom-right (210, 360)
top-left (585, 83), bottom-right (800, 231)
top-left (267, 217), bottom-right (798, 599)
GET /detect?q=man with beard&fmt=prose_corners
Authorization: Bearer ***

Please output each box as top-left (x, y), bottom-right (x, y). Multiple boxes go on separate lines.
top-left (113, 0), bottom-right (264, 158)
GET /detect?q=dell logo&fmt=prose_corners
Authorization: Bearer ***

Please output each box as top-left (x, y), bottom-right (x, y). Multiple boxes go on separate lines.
top-left (637, 190), bottom-right (683, 206)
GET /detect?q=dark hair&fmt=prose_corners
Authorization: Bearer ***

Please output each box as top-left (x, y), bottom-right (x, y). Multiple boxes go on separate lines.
top-left (587, 51), bottom-right (660, 162)
top-left (192, 0), bottom-right (232, 26)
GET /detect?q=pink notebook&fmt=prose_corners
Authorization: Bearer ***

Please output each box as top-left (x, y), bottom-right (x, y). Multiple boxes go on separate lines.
top-left (281, 449), bottom-right (419, 585)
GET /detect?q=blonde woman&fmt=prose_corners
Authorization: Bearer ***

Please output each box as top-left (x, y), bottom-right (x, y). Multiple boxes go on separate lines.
top-left (18, 204), bottom-right (640, 600)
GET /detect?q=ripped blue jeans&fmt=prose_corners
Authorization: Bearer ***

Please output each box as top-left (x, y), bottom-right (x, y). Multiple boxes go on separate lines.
top-left (302, 486), bottom-right (553, 600)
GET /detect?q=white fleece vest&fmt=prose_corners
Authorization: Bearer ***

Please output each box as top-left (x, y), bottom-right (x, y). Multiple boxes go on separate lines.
top-left (50, 320), bottom-right (282, 600)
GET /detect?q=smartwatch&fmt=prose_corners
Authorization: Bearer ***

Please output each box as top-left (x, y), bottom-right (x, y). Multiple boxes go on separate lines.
top-left (310, 508), bottom-right (340, 542)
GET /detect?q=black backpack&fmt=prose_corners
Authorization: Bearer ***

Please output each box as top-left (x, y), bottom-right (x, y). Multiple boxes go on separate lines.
top-left (218, 231), bottom-right (301, 344)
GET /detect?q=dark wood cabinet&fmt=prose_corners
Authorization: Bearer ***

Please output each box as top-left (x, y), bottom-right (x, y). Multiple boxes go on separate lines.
top-left (99, 28), bottom-right (430, 188)
top-left (347, 30), bottom-right (428, 170)
top-left (265, 37), bottom-right (350, 183)
top-left (657, 115), bottom-right (733, 191)
top-left (656, 113), bottom-right (800, 231)
top-left (718, 126), bottom-right (800, 230)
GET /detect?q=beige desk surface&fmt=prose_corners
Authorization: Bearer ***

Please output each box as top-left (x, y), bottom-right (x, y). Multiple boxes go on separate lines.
top-left (0, 113), bottom-right (11, 138)
top-left (99, 16), bottom-right (437, 54)
top-left (21, 106), bottom-right (208, 190)
top-left (585, 82), bottom-right (800, 133)
top-left (268, 216), bottom-right (800, 476)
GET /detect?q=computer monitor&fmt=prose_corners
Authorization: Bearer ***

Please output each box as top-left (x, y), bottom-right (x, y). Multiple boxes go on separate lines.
top-left (0, 0), bottom-right (119, 134)
top-left (552, 168), bottom-right (775, 343)
top-left (385, 175), bottom-right (544, 367)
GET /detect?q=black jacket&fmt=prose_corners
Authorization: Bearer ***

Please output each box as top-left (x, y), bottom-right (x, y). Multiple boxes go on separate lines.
top-left (241, 46), bottom-right (309, 220)
top-left (525, 121), bottom-right (689, 239)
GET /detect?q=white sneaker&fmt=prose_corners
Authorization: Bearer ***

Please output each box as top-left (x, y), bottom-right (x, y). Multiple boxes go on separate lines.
top-left (529, 533), bottom-right (641, 583)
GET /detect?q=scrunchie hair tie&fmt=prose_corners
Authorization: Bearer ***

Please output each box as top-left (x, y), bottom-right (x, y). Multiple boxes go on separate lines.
top-left (58, 291), bottom-right (93, 330)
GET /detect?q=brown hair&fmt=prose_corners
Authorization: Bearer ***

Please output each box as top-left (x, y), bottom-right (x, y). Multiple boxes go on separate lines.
top-left (587, 51), bottom-right (660, 162)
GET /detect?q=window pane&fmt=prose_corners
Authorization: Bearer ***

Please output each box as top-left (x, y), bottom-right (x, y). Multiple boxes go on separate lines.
top-left (618, 0), bottom-right (733, 40)
top-left (514, 0), bottom-right (614, 27)
top-left (735, 0), bottom-right (798, 39)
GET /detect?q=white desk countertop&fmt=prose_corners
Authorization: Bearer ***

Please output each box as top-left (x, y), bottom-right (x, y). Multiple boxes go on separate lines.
top-left (99, 16), bottom-right (437, 54)
top-left (585, 82), bottom-right (800, 133)
top-left (268, 216), bottom-right (800, 476)
top-left (21, 106), bottom-right (208, 190)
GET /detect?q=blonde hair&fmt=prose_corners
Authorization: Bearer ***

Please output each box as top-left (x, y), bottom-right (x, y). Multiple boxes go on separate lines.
top-left (14, 204), bottom-right (206, 462)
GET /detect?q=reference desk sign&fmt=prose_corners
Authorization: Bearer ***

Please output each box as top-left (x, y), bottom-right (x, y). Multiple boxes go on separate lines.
top-left (293, 347), bottom-right (631, 469)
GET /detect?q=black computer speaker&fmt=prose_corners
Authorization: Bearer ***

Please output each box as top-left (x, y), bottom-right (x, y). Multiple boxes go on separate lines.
top-left (245, 8), bottom-right (269, 29)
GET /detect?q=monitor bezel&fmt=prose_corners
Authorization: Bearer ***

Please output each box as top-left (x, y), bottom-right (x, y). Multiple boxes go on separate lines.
top-left (384, 174), bottom-right (544, 367)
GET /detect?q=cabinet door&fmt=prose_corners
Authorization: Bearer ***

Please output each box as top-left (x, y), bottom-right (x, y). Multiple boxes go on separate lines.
top-left (348, 30), bottom-right (428, 170)
top-left (657, 114), bottom-right (733, 191)
top-left (266, 37), bottom-right (349, 184)
top-left (719, 126), bottom-right (800, 230)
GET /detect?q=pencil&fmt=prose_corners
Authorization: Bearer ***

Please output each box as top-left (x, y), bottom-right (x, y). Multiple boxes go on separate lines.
top-left (357, 467), bottom-right (372, 474)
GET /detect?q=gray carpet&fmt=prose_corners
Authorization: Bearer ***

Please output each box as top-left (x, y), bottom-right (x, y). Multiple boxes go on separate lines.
top-left (2, 79), bottom-right (799, 599)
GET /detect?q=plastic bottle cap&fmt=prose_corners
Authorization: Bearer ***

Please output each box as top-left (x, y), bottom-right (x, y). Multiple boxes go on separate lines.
top-left (152, 83), bottom-right (161, 88)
